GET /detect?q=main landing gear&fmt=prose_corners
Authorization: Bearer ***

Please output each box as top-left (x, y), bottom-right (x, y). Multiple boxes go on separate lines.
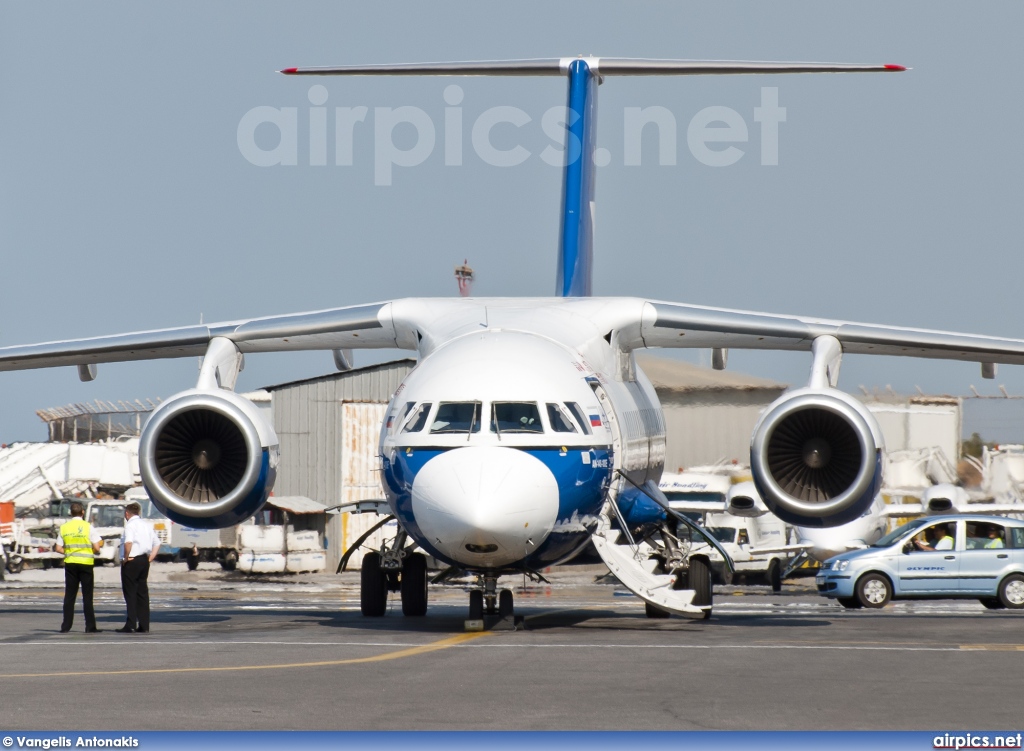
top-left (358, 530), bottom-right (429, 617)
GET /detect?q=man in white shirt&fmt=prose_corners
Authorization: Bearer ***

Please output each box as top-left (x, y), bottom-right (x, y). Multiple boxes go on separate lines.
top-left (117, 502), bottom-right (159, 633)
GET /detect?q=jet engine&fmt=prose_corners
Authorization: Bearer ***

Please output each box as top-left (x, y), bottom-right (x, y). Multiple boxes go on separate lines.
top-left (750, 388), bottom-right (883, 528)
top-left (138, 389), bottom-right (278, 529)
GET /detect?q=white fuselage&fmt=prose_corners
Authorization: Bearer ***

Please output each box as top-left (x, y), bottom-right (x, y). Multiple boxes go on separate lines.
top-left (376, 299), bottom-right (667, 572)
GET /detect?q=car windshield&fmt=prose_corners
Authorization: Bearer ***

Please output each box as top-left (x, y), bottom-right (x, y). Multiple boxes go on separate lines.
top-left (706, 527), bottom-right (737, 543)
top-left (90, 505), bottom-right (126, 528)
top-left (871, 518), bottom-right (930, 547)
top-left (138, 499), bottom-right (164, 520)
top-left (491, 402), bottom-right (543, 433)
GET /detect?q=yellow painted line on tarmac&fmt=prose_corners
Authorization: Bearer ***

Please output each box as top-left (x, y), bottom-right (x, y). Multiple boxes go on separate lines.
top-left (958, 644), bottom-right (1024, 651)
top-left (0, 631), bottom-right (490, 679)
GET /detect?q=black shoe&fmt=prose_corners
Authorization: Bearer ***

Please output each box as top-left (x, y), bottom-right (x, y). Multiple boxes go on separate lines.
top-left (85, 628), bottom-right (102, 633)
top-left (136, 628), bottom-right (149, 633)
top-left (59, 627), bottom-right (71, 633)
top-left (114, 625), bottom-right (136, 633)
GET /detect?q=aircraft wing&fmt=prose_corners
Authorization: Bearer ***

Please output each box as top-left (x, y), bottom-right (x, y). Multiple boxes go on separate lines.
top-left (636, 301), bottom-right (1024, 366)
top-left (0, 302), bottom-right (413, 373)
top-left (880, 503), bottom-right (926, 517)
top-left (665, 500), bottom-right (727, 515)
top-left (745, 543), bottom-right (813, 555)
top-left (962, 502), bottom-right (1024, 514)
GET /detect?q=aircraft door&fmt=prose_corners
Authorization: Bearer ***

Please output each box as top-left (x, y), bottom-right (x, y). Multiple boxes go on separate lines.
top-left (897, 521), bottom-right (961, 594)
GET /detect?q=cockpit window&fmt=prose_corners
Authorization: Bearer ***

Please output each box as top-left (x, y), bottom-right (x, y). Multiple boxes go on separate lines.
top-left (564, 402), bottom-right (592, 435)
top-left (389, 401), bottom-right (415, 433)
top-left (491, 402), bottom-right (544, 434)
top-left (546, 403), bottom-right (578, 433)
top-left (402, 403), bottom-right (432, 433)
top-left (431, 402), bottom-right (482, 434)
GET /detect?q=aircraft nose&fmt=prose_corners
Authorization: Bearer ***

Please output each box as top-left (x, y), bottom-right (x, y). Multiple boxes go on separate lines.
top-left (411, 446), bottom-right (560, 567)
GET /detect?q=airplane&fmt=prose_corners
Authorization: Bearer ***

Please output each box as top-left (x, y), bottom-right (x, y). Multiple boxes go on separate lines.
top-left (6, 56), bottom-right (1024, 623)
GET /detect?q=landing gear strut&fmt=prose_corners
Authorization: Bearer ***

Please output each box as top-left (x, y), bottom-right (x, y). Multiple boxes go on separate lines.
top-left (466, 576), bottom-right (518, 628)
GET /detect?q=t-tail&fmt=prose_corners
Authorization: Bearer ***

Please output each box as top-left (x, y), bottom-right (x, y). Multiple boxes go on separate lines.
top-left (281, 58), bottom-right (905, 297)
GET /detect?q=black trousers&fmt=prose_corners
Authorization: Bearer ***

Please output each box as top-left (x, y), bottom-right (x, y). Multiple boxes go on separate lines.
top-left (62, 563), bottom-right (97, 631)
top-left (120, 556), bottom-right (150, 630)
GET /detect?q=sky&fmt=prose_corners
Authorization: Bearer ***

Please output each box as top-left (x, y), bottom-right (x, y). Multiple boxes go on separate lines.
top-left (1, 2), bottom-right (1023, 443)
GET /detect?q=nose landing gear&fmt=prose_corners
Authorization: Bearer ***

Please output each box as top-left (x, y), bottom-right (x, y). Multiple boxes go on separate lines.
top-left (465, 575), bottom-right (521, 631)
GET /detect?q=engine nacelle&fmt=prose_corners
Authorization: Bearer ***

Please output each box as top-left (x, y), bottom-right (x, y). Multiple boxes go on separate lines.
top-left (725, 481), bottom-right (770, 518)
top-left (922, 483), bottom-right (970, 514)
top-left (750, 388), bottom-right (884, 528)
top-left (139, 389), bottom-right (278, 529)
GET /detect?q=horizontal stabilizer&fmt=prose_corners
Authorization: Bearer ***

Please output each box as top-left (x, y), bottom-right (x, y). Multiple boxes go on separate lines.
top-left (280, 58), bottom-right (906, 77)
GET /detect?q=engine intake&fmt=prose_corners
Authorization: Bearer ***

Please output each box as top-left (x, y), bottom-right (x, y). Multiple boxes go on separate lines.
top-left (750, 388), bottom-right (883, 528)
top-left (139, 390), bottom-right (277, 529)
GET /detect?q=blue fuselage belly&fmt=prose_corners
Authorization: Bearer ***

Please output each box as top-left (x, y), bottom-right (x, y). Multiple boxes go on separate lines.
top-left (382, 446), bottom-right (612, 569)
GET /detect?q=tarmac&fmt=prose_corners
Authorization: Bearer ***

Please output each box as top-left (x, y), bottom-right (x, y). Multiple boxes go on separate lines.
top-left (1, 562), bottom-right (1022, 731)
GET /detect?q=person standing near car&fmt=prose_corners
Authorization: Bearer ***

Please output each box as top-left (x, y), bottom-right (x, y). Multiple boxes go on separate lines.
top-left (55, 502), bottom-right (103, 633)
top-left (117, 502), bottom-right (156, 633)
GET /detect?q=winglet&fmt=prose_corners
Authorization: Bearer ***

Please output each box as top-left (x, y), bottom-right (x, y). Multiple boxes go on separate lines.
top-left (279, 67), bottom-right (298, 75)
top-left (884, 64), bottom-right (908, 71)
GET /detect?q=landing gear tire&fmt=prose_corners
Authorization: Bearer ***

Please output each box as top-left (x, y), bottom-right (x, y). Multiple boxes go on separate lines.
top-left (400, 553), bottom-right (428, 616)
top-left (644, 602), bottom-right (670, 618)
top-left (498, 588), bottom-right (514, 619)
top-left (220, 550), bottom-right (238, 572)
top-left (855, 573), bottom-right (891, 609)
top-left (837, 597), bottom-right (862, 609)
top-left (688, 558), bottom-right (713, 620)
top-left (6, 556), bottom-right (24, 575)
top-left (998, 574), bottom-right (1024, 609)
top-left (468, 590), bottom-right (484, 620)
top-left (360, 551), bottom-right (388, 617)
top-left (767, 559), bottom-right (782, 592)
top-left (980, 597), bottom-right (1006, 610)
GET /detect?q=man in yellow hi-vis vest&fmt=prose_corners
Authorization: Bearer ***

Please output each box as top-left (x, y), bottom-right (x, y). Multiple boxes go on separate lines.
top-left (55, 501), bottom-right (103, 633)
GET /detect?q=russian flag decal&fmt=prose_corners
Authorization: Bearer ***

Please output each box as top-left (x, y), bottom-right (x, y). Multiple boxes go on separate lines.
top-left (386, 415), bottom-right (394, 429)
top-left (589, 415), bottom-right (602, 427)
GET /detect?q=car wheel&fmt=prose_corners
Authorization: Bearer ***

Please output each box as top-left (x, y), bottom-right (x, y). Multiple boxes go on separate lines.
top-left (980, 597), bottom-right (1005, 610)
top-left (855, 573), bottom-right (891, 608)
top-left (837, 597), bottom-right (862, 609)
top-left (998, 574), bottom-right (1024, 609)
top-left (360, 551), bottom-right (388, 616)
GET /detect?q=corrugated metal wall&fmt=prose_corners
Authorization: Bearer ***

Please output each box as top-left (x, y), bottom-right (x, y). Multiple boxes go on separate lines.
top-left (270, 360), bottom-right (414, 570)
top-left (662, 400), bottom-right (777, 471)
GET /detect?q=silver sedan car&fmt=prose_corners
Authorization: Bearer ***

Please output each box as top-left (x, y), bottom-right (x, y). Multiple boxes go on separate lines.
top-left (816, 515), bottom-right (1024, 609)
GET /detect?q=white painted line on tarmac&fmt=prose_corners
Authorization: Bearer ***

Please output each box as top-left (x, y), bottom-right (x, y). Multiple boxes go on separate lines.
top-left (1, 640), bottom-right (1022, 653)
